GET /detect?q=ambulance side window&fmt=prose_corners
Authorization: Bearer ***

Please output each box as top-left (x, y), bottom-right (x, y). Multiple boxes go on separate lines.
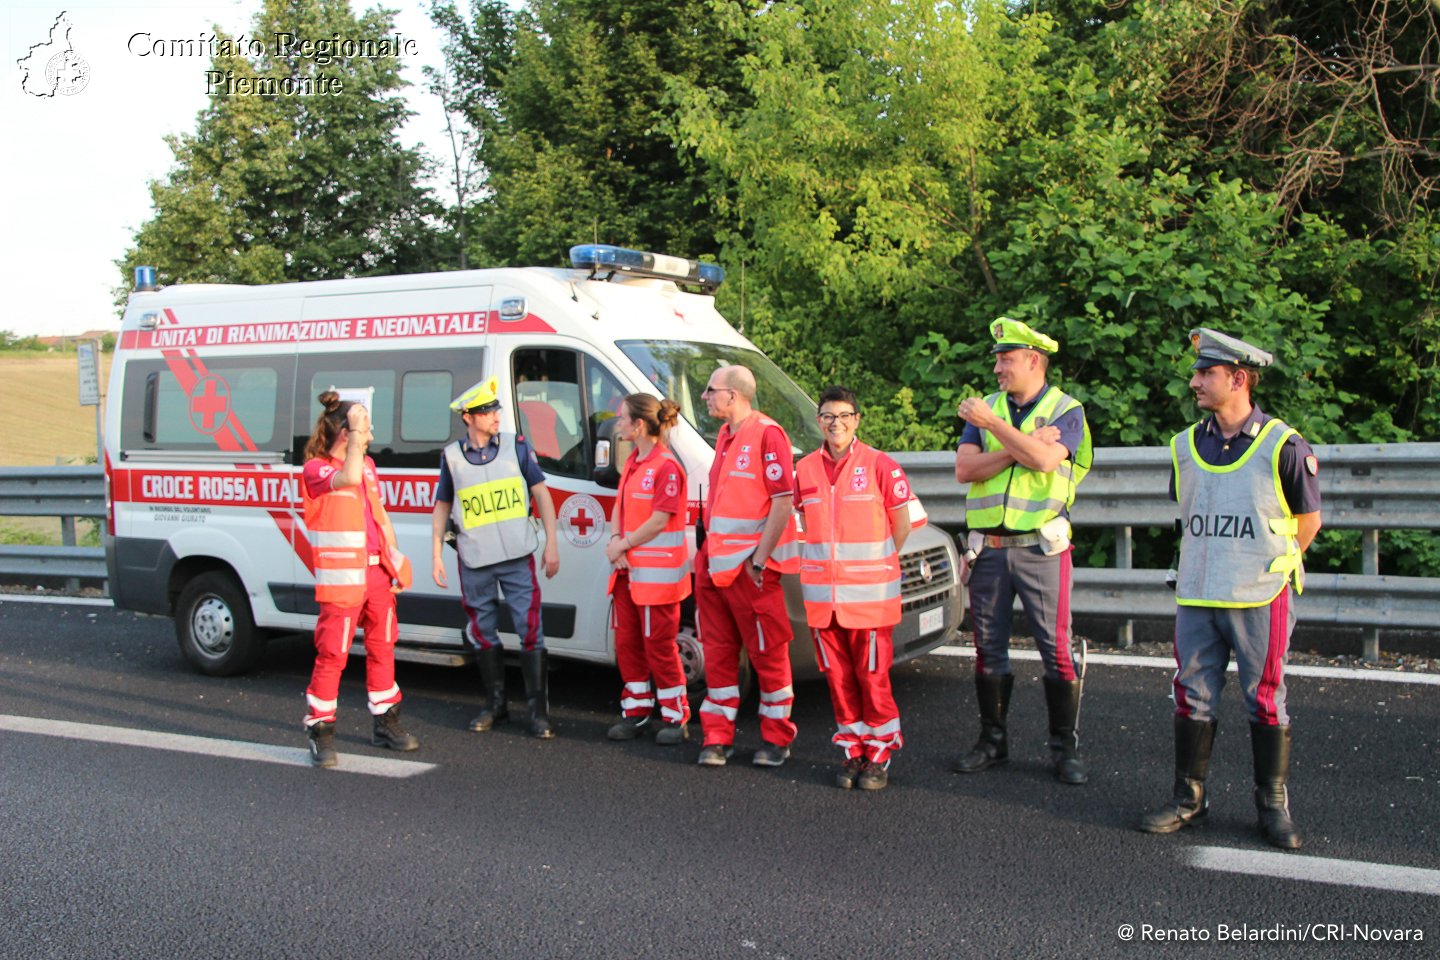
top-left (121, 358), bottom-right (290, 454)
top-left (294, 349), bottom-right (480, 468)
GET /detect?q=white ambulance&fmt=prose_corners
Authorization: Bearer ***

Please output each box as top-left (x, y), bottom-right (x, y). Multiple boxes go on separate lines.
top-left (104, 246), bottom-right (964, 691)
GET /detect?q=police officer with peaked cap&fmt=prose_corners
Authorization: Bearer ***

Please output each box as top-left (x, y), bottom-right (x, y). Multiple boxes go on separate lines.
top-left (953, 318), bottom-right (1094, 785)
top-left (430, 376), bottom-right (561, 739)
top-left (1138, 329), bottom-right (1321, 849)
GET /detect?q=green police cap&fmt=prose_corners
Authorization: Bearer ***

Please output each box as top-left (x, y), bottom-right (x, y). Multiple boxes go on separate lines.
top-left (1189, 328), bottom-right (1273, 370)
top-left (990, 317), bottom-right (1058, 355)
top-left (450, 376), bottom-right (502, 414)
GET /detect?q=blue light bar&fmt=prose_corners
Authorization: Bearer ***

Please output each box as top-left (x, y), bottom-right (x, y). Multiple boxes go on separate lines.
top-left (570, 244), bottom-right (724, 292)
top-left (134, 266), bottom-right (158, 291)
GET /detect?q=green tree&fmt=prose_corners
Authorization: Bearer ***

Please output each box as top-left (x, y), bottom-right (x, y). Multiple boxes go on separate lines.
top-left (118, 0), bottom-right (447, 294)
top-left (431, 0), bottom-right (746, 266)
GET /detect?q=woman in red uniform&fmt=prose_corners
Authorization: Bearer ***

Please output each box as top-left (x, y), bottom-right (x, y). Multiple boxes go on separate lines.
top-left (603, 394), bottom-right (692, 745)
top-left (301, 391), bottom-right (419, 767)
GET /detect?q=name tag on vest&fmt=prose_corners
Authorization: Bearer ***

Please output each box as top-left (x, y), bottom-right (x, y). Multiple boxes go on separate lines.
top-left (457, 476), bottom-right (528, 529)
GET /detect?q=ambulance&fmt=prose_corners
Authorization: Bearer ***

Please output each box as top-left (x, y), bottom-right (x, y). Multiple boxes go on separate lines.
top-left (104, 245), bottom-right (964, 692)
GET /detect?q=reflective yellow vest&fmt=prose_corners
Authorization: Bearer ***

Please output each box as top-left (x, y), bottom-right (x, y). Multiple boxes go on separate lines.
top-left (964, 386), bottom-right (1092, 532)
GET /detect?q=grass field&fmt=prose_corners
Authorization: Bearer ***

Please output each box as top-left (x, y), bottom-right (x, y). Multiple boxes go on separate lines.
top-left (0, 353), bottom-right (112, 466)
top-left (0, 353), bottom-right (112, 546)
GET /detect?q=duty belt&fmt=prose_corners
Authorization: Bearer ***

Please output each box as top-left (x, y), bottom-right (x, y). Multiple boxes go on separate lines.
top-left (984, 533), bottom-right (1042, 549)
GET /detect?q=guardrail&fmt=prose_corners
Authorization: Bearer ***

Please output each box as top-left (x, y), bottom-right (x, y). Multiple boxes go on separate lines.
top-left (4, 446), bottom-right (1438, 657)
top-left (896, 442), bottom-right (1440, 659)
top-left (0, 466), bottom-right (106, 588)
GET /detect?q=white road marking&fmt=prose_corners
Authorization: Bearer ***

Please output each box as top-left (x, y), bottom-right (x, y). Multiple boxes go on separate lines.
top-left (0, 714), bottom-right (436, 778)
top-left (1186, 845), bottom-right (1440, 897)
top-left (931, 645), bottom-right (1440, 685)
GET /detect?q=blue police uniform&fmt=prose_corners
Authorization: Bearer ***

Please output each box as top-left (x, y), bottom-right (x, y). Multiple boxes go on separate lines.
top-left (1140, 328), bottom-right (1320, 850)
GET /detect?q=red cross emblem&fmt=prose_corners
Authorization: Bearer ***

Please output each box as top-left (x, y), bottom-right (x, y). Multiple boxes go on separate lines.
top-left (188, 376), bottom-right (231, 435)
top-left (569, 507), bottom-right (595, 536)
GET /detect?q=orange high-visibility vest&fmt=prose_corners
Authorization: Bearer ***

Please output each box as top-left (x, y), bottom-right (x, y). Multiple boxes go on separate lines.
top-left (302, 455), bottom-right (398, 607)
top-left (795, 441), bottom-right (902, 628)
top-left (609, 445), bottom-right (692, 605)
top-left (705, 413), bottom-right (800, 586)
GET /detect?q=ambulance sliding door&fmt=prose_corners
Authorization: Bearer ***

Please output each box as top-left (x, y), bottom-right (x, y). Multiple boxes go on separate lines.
top-left (288, 286), bottom-right (491, 642)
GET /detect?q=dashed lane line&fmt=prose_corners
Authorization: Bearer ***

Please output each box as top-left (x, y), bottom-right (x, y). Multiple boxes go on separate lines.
top-left (1186, 845), bottom-right (1440, 897)
top-left (0, 714), bottom-right (437, 778)
top-left (932, 645), bottom-right (1440, 685)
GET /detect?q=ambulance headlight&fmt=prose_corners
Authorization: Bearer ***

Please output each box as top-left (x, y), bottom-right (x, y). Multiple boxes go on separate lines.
top-left (570, 244), bottom-right (724, 292)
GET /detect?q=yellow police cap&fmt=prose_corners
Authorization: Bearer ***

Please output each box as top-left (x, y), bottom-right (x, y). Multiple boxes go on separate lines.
top-left (450, 376), bottom-right (502, 413)
top-left (1189, 328), bottom-right (1273, 370)
top-left (990, 317), bottom-right (1058, 354)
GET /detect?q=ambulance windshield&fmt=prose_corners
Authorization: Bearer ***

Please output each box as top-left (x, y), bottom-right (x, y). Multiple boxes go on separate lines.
top-left (617, 340), bottom-right (823, 453)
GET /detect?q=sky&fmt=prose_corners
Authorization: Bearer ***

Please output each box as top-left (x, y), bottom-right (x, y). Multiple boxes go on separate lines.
top-left (0, 1), bottom-right (456, 339)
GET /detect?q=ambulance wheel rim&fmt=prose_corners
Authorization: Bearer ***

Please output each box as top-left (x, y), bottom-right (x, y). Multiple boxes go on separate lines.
top-left (190, 595), bottom-right (235, 655)
top-left (676, 627), bottom-right (703, 687)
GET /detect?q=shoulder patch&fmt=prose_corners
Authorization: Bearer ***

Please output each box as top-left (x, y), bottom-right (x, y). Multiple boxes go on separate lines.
top-left (1305, 455), bottom-right (1319, 477)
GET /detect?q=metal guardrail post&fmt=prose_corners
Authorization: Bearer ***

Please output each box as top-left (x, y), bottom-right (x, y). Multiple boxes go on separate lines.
top-left (1361, 529), bottom-right (1380, 662)
top-left (60, 515), bottom-right (80, 594)
top-left (1114, 524), bottom-right (1133, 648)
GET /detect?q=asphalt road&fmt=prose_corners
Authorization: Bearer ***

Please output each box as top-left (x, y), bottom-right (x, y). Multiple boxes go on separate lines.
top-left (2, 598), bottom-right (1436, 959)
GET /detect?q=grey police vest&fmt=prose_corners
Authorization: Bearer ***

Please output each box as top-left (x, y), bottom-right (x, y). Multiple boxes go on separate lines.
top-left (1172, 418), bottom-right (1302, 608)
top-left (444, 436), bottom-right (539, 569)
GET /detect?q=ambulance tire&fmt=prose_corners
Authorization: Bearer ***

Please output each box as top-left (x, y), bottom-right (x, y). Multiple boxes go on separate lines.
top-left (175, 571), bottom-right (268, 676)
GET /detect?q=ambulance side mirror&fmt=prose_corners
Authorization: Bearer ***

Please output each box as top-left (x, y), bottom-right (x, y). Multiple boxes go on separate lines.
top-left (592, 417), bottom-right (631, 489)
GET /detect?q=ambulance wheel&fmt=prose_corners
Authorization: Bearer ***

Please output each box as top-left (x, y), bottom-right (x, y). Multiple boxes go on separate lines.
top-left (676, 626), bottom-right (753, 702)
top-left (175, 571), bottom-right (267, 676)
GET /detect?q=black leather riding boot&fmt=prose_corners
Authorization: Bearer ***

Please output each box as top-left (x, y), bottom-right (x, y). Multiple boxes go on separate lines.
top-left (1043, 676), bottom-right (1089, 785)
top-left (468, 644), bottom-right (509, 732)
top-left (953, 673), bottom-right (1013, 773)
top-left (1137, 716), bottom-right (1216, 833)
top-left (520, 648), bottom-right (555, 739)
top-left (1251, 722), bottom-right (1302, 850)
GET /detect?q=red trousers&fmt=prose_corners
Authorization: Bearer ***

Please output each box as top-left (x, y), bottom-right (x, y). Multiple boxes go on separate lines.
top-left (612, 574), bottom-right (690, 724)
top-left (305, 563), bottom-right (402, 727)
top-left (695, 544), bottom-right (796, 748)
top-left (811, 618), bottom-right (903, 763)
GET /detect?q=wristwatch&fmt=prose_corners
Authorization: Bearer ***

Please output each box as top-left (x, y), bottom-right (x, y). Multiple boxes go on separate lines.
top-left (750, 558), bottom-right (766, 572)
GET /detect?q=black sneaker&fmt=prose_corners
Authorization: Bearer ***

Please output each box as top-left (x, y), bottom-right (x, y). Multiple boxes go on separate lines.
top-left (372, 706), bottom-right (420, 752)
top-left (307, 721), bottom-right (338, 768)
top-left (752, 743), bottom-right (791, 768)
top-left (606, 715), bottom-right (652, 741)
top-left (655, 722), bottom-right (689, 746)
top-left (836, 756), bottom-right (866, 789)
top-left (697, 743), bottom-right (733, 767)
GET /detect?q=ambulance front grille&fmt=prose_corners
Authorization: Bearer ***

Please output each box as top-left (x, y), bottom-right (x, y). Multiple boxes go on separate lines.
top-left (900, 545), bottom-right (955, 613)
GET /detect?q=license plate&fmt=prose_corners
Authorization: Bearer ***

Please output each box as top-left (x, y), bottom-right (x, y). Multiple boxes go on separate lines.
top-left (918, 606), bottom-right (943, 635)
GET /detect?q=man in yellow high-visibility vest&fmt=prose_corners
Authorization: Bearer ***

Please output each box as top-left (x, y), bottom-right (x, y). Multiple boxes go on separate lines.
top-left (953, 318), bottom-right (1092, 786)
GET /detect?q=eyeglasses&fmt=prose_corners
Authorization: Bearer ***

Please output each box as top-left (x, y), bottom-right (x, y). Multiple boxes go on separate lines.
top-left (818, 411), bottom-right (858, 425)
top-left (701, 386), bottom-right (734, 397)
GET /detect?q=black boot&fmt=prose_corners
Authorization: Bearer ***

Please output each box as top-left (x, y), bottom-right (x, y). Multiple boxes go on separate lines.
top-left (1138, 716), bottom-right (1216, 833)
top-left (1043, 676), bottom-right (1089, 785)
top-left (468, 645), bottom-right (509, 732)
top-left (953, 673), bottom-right (1013, 773)
top-left (520, 648), bottom-right (555, 739)
top-left (372, 705), bottom-right (420, 752)
top-left (307, 721), bottom-right (337, 768)
top-left (1252, 722), bottom-right (1302, 850)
